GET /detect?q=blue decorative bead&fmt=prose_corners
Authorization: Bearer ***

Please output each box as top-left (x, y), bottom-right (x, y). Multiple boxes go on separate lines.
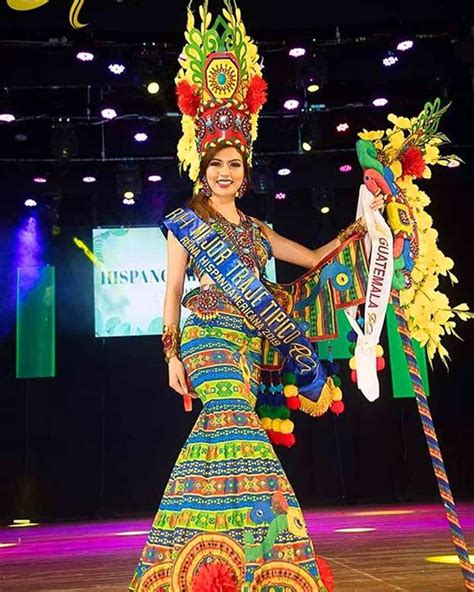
top-left (347, 330), bottom-right (358, 343)
top-left (217, 72), bottom-right (227, 85)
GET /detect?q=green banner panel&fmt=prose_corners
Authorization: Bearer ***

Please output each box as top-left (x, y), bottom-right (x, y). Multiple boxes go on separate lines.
top-left (16, 266), bottom-right (56, 379)
top-left (386, 302), bottom-right (430, 398)
top-left (318, 308), bottom-right (353, 360)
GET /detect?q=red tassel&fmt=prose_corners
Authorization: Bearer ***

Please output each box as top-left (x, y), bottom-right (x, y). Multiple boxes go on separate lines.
top-left (191, 561), bottom-right (238, 592)
top-left (286, 396), bottom-right (301, 410)
top-left (330, 400), bottom-right (345, 415)
top-left (316, 556), bottom-right (335, 592)
top-left (280, 433), bottom-right (296, 447)
top-left (176, 80), bottom-right (201, 116)
top-left (400, 145), bottom-right (426, 179)
top-left (245, 76), bottom-right (268, 114)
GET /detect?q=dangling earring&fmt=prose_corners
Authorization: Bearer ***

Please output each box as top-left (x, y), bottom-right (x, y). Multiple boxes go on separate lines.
top-left (236, 177), bottom-right (248, 199)
top-left (201, 176), bottom-right (212, 198)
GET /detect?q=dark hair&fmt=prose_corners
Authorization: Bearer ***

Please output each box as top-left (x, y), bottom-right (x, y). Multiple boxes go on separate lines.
top-left (185, 143), bottom-right (251, 221)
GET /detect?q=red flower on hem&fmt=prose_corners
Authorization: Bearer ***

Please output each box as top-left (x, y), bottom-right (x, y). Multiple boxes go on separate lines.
top-left (191, 561), bottom-right (238, 592)
top-left (316, 556), bottom-right (335, 592)
top-left (245, 76), bottom-right (268, 113)
top-left (176, 80), bottom-right (201, 116)
top-left (400, 145), bottom-right (426, 178)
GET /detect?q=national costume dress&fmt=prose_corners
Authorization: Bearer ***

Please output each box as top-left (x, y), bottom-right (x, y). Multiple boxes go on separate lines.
top-left (130, 211), bottom-right (334, 591)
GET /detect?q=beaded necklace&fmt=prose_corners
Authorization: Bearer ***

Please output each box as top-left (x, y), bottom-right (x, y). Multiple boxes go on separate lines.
top-left (208, 207), bottom-right (260, 272)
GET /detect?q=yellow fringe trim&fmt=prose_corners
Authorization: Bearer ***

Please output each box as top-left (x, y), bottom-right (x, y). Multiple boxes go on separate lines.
top-left (299, 378), bottom-right (334, 417)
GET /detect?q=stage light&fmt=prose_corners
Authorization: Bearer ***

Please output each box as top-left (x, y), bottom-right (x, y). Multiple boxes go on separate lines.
top-left (336, 123), bottom-right (349, 132)
top-left (0, 113), bottom-right (15, 122)
top-left (289, 47), bottom-right (306, 58)
top-left (373, 97), bottom-right (388, 107)
top-left (348, 510), bottom-right (415, 516)
top-left (76, 51), bottom-right (94, 62)
top-left (33, 176), bottom-right (47, 184)
top-left (123, 197), bottom-right (136, 205)
top-left (277, 168), bottom-right (291, 176)
top-left (15, 133), bottom-right (28, 142)
top-left (383, 55), bottom-right (399, 67)
top-left (0, 543), bottom-right (16, 548)
top-left (115, 530), bottom-right (149, 536)
top-left (134, 132), bottom-right (149, 143)
top-left (335, 527), bottom-right (376, 533)
top-left (284, 99), bottom-right (300, 111)
top-left (101, 108), bottom-right (117, 120)
top-left (82, 176), bottom-right (96, 183)
top-left (302, 54), bottom-right (328, 94)
top-left (302, 141), bottom-right (312, 152)
top-left (312, 187), bottom-right (334, 214)
top-left (9, 519), bottom-right (39, 527)
top-left (397, 40), bottom-right (414, 51)
top-left (24, 198), bottom-right (37, 207)
top-left (275, 192), bottom-right (286, 200)
top-left (426, 554), bottom-right (474, 565)
top-left (51, 121), bottom-right (78, 159)
top-left (339, 164), bottom-right (352, 173)
top-left (300, 116), bottom-right (321, 153)
top-left (148, 174), bottom-right (162, 182)
top-left (448, 160), bottom-right (460, 168)
top-left (307, 83), bottom-right (320, 93)
top-left (116, 166), bottom-right (142, 201)
top-left (108, 63), bottom-right (126, 75)
top-left (147, 81), bottom-right (160, 95)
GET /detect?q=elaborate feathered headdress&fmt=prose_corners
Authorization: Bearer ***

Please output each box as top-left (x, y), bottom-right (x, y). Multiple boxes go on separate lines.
top-left (175, 0), bottom-right (268, 182)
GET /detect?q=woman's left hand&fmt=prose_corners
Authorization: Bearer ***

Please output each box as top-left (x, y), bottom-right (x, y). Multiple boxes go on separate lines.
top-left (370, 192), bottom-right (386, 211)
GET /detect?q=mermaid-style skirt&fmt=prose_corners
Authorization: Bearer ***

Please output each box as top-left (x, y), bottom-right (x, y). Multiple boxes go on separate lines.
top-left (129, 285), bottom-right (330, 591)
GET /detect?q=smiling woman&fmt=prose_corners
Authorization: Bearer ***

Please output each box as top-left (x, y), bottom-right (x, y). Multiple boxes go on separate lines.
top-left (6, 0), bottom-right (88, 28)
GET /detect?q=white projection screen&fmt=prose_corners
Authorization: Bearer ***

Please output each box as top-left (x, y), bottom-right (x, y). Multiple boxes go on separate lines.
top-left (93, 226), bottom-right (276, 338)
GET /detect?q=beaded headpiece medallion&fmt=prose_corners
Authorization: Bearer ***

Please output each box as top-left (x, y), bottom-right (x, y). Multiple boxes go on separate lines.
top-left (175, 1), bottom-right (268, 182)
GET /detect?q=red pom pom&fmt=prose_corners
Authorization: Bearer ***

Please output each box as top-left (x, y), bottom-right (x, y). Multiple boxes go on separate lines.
top-left (280, 433), bottom-right (296, 448)
top-left (191, 561), bottom-right (238, 592)
top-left (286, 396), bottom-right (301, 410)
top-left (176, 80), bottom-right (201, 116)
top-left (316, 556), bottom-right (335, 592)
top-left (245, 76), bottom-right (268, 114)
top-left (330, 400), bottom-right (345, 415)
top-left (376, 356), bottom-right (386, 371)
top-left (350, 369), bottom-right (358, 384)
top-left (400, 145), bottom-right (426, 179)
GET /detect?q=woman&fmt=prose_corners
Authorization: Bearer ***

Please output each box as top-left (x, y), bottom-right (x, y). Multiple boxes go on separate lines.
top-left (129, 142), bottom-right (382, 592)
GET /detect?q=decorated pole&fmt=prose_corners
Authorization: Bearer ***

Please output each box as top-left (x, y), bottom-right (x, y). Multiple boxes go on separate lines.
top-left (391, 290), bottom-right (474, 589)
top-left (356, 99), bottom-right (473, 589)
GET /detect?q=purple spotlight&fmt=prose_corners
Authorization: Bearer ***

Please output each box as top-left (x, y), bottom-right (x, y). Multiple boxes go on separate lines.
top-left (24, 198), bottom-right (37, 207)
top-left (82, 176), bottom-right (96, 183)
top-left (397, 40), bottom-right (414, 51)
top-left (134, 132), bottom-right (148, 143)
top-left (277, 168), bottom-right (291, 176)
top-left (339, 164), bottom-right (352, 173)
top-left (0, 113), bottom-right (15, 122)
top-left (288, 47), bottom-right (306, 58)
top-left (383, 55), bottom-right (398, 67)
top-left (108, 63), bottom-right (126, 75)
top-left (373, 97), bottom-right (388, 107)
top-left (101, 108), bottom-right (117, 120)
top-left (148, 175), bottom-right (162, 182)
top-left (33, 176), bottom-right (47, 184)
top-left (275, 192), bottom-right (286, 200)
top-left (76, 51), bottom-right (94, 62)
top-left (283, 99), bottom-right (300, 111)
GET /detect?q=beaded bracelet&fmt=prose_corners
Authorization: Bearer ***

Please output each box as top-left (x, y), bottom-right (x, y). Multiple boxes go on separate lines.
top-left (162, 323), bottom-right (180, 363)
top-left (337, 217), bottom-right (366, 244)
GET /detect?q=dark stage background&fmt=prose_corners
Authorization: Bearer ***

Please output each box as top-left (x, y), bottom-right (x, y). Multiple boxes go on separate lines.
top-left (1, 171), bottom-right (473, 523)
top-left (0, 0), bottom-right (473, 523)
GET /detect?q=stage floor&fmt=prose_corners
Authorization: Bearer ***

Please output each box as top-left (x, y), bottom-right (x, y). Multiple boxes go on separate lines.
top-left (0, 502), bottom-right (472, 591)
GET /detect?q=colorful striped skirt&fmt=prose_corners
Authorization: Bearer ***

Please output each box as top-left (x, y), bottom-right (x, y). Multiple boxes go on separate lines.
top-left (129, 285), bottom-right (330, 591)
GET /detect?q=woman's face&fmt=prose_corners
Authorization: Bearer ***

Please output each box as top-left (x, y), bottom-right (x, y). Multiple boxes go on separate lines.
top-left (205, 146), bottom-right (245, 199)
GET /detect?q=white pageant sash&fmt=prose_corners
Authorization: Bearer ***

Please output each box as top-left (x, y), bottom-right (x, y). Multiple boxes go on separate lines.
top-left (344, 185), bottom-right (394, 401)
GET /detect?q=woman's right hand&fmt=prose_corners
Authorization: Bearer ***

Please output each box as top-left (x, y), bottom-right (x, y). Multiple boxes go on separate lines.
top-left (168, 356), bottom-right (198, 399)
